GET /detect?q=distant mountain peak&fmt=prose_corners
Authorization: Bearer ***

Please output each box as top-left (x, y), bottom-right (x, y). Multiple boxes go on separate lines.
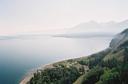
top-left (88, 20), bottom-right (98, 23)
top-left (67, 19), bottom-right (128, 34)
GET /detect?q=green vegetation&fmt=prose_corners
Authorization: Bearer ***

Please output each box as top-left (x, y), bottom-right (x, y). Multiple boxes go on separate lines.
top-left (28, 66), bottom-right (80, 84)
top-left (81, 66), bottom-right (104, 84)
top-left (28, 29), bottom-right (128, 84)
top-left (28, 46), bottom-right (128, 84)
top-left (28, 60), bottom-right (88, 84)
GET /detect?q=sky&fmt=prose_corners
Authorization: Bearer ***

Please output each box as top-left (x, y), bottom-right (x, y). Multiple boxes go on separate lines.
top-left (0, 0), bottom-right (128, 35)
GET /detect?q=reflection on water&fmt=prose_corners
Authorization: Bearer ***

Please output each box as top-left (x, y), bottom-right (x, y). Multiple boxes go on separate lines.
top-left (0, 36), bottom-right (112, 84)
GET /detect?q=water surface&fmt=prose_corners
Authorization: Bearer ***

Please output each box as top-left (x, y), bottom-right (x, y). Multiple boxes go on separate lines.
top-left (0, 36), bottom-right (112, 84)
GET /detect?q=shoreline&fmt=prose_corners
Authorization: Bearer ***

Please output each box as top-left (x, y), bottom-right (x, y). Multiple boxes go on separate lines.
top-left (19, 64), bottom-right (53, 84)
top-left (19, 59), bottom-right (66, 84)
top-left (19, 57), bottom-right (83, 84)
top-left (19, 68), bottom-right (38, 84)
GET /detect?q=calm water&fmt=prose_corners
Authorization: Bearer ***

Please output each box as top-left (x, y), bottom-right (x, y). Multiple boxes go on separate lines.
top-left (0, 36), bottom-right (112, 84)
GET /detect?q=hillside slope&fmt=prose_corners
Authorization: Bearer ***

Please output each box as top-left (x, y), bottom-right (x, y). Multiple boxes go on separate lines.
top-left (26, 28), bottom-right (128, 84)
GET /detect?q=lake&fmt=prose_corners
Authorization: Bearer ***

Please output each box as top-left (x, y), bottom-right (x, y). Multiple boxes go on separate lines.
top-left (0, 35), bottom-right (112, 84)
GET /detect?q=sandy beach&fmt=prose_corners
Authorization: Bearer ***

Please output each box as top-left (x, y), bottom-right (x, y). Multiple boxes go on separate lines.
top-left (19, 59), bottom-right (71, 84)
top-left (19, 63), bottom-right (55, 84)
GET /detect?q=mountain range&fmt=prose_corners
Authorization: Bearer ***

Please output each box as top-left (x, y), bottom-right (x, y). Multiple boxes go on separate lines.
top-left (54, 20), bottom-right (128, 38)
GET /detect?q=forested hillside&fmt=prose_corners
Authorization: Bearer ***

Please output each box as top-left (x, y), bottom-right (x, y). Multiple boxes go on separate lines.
top-left (27, 28), bottom-right (128, 84)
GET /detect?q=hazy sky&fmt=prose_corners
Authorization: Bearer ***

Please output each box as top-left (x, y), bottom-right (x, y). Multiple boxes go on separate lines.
top-left (0, 0), bottom-right (128, 35)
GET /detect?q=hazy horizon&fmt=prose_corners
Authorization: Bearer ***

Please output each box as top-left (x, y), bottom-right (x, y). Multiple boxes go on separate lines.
top-left (0, 0), bottom-right (128, 35)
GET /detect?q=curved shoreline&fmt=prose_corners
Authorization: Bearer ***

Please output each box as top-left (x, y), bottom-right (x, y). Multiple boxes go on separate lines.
top-left (19, 74), bottom-right (33, 84)
top-left (19, 61), bottom-right (62, 84)
top-left (19, 66), bottom-right (50, 84)
top-left (19, 68), bottom-right (37, 84)
top-left (19, 58), bottom-right (81, 84)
